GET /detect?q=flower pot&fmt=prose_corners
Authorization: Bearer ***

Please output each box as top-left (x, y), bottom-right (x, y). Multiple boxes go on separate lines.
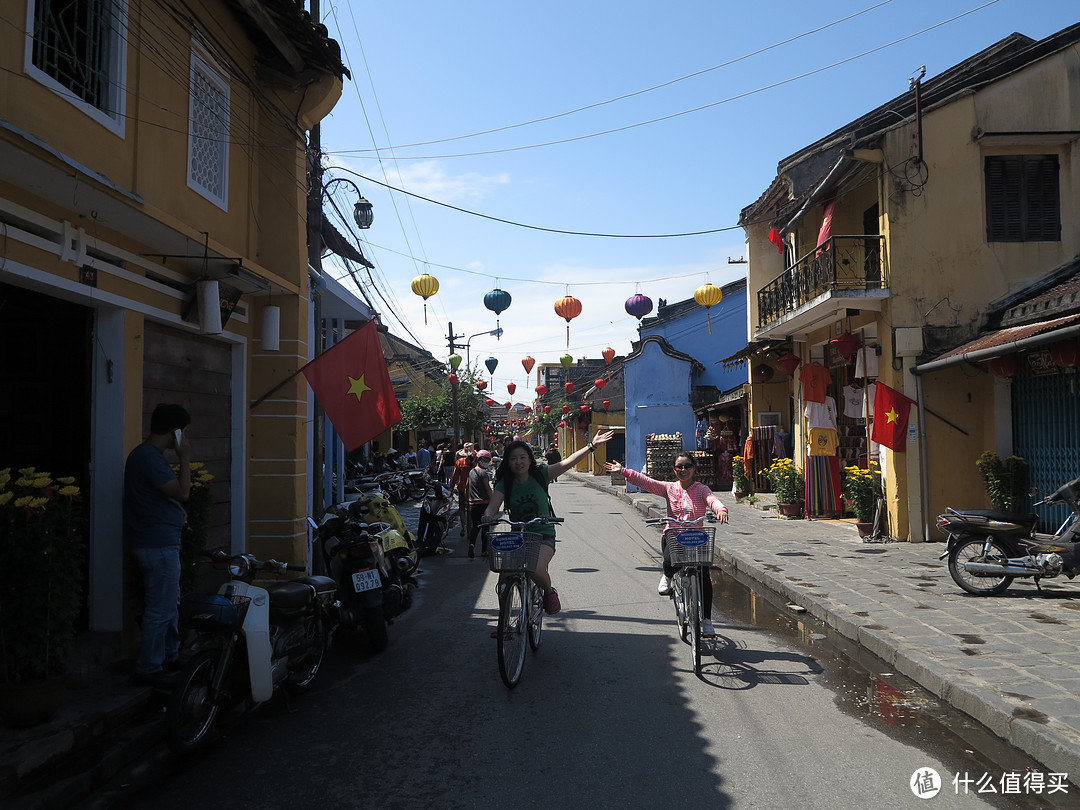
top-left (0, 676), bottom-right (68, 728)
top-left (777, 502), bottom-right (804, 519)
top-left (734, 490), bottom-right (750, 501)
top-left (856, 522), bottom-right (875, 538)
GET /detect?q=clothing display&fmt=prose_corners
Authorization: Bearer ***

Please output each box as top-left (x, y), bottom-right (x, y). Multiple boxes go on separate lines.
top-left (842, 385), bottom-right (865, 419)
top-left (808, 427), bottom-right (839, 456)
top-left (855, 346), bottom-right (879, 379)
top-left (806, 455), bottom-right (843, 518)
top-left (804, 395), bottom-right (837, 430)
top-left (801, 362), bottom-right (831, 403)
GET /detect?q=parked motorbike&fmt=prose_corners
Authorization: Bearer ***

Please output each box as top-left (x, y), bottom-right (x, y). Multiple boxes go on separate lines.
top-left (311, 508), bottom-right (416, 653)
top-left (939, 475), bottom-right (1080, 595)
top-left (166, 551), bottom-right (334, 753)
top-left (417, 474), bottom-right (458, 555)
top-left (347, 492), bottom-right (419, 576)
top-left (403, 468), bottom-right (428, 500)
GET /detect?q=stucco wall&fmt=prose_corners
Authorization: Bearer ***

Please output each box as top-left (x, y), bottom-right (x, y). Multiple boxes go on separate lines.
top-left (623, 342), bottom-right (695, 489)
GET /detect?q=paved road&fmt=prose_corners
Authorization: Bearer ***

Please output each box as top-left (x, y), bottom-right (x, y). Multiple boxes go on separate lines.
top-left (132, 482), bottom-right (1013, 809)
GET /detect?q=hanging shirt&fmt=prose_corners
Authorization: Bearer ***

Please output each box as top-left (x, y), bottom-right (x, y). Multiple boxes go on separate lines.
top-left (855, 347), bottom-right (879, 379)
top-left (842, 385), bottom-right (864, 419)
top-left (801, 362), bottom-right (831, 403)
top-left (804, 395), bottom-right (838, 430)
top-left (807, 427), bottom-right (839, 456)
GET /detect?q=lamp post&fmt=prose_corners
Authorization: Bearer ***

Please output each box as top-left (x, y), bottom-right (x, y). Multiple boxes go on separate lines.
top-left (322, 177), bottom-right (374, 230)
top-left (464, 328), bottom-right (504, 372)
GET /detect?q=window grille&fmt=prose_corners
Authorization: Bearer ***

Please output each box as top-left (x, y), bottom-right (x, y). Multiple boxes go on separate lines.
top-left (188, 49), bottom-right (230, 208)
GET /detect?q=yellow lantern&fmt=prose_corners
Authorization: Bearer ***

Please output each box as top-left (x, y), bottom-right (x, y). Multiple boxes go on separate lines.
top-left (694, 282), bottom-right (723, 334)
top-left (411, 273), bottom-right (440, 324)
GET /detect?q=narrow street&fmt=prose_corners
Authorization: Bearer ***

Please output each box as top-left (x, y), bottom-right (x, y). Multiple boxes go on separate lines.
top-left (124, 481), bottom-right (1054, 809)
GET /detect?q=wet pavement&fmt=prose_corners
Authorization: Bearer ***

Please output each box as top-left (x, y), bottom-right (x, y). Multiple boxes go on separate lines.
top-left (564, 471), bottom-right (1080, 790)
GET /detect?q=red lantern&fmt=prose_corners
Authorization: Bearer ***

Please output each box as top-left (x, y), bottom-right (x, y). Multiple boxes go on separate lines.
top-left (544, 405), bottom-right (552, 414)
top-left (504, 402), bottom-right (512, 410)
top-left (989, 355), bottom-right (1020, 378)
top-left (485, 398), bottom-right (495, 406)
top-left (752, 364), bottom-right (775, 383)
top-left (565, 381), bottom-right (574, 395)
top-left (581, 405), bottom-right (591, 413)
top-left (476, 380), bottom-right (487, 391)
top-left (448, 373), bottom-right (458, 386)
top-left (602, 347), bottom-right (615, 364)
top-left (558, 421), bottom-right (565, 427)
top-left (535, 384), bottom-right (548, 396)
top-left (562, 404), bottom-right (570, 413)
top-left (523, 406), bottom-right (532, 413)
top-left (507, 382), bottom-right (517, 395)
top-left (602, 400), bottom-right (610, 410)
top-left (594, 378), bottom-right (606, 389)
top-left (829, 332), bottom-right (861, 359)
top-left (1051, 340), bottom-right (1080, 368)
top-left (776, 352), bottom-right (802, 375)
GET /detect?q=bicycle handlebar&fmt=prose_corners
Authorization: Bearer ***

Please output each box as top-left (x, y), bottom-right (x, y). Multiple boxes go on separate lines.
top-left (645, 515), bottom-right (715, 526)
top-left (487, 516), bottom-right (564, 528)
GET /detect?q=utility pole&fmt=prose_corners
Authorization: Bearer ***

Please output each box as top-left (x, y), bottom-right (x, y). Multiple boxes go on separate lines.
top-left (446, 321), bottom-right (464, 445)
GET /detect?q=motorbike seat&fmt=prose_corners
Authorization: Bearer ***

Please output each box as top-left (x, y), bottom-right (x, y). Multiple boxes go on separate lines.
top-left (294, 575), bottom-right (337, 597)
top-left (951, 509), bottom-right (1039, 529)
top-left (267, 581), bottom-right (316, 609)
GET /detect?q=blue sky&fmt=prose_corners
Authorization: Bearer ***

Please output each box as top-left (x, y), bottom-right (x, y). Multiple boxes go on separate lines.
top-left (316, 1), bottom-right (1078, 404)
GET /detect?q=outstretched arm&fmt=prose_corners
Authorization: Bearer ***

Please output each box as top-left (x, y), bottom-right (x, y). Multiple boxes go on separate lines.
top-left (549, 430), bottom-right (615, 478)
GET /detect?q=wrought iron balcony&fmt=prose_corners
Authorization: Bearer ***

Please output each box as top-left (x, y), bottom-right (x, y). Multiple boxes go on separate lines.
top-left (757, 235), bottom-right (887, 331)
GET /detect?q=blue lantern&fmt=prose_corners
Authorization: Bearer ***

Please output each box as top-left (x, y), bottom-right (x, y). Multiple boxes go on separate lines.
top-left (485, 357), bottom-right (499, 376)
top-left (484, 287), bottom-right (512, 337)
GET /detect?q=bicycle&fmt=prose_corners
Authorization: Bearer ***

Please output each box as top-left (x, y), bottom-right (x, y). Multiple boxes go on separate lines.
top-left (646, 516), bottom-right (716, 674)
top-left (487, 516), bottom-right (564, 688)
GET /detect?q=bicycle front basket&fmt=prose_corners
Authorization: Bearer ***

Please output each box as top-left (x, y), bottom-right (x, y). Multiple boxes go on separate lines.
top-left (664, 526), bottom-right (716, 567)
top-left (488, 532), bottom-right (546, 573)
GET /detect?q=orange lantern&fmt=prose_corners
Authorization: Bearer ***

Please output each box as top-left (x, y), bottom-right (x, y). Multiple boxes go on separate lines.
top-left (554, 295), bottom-right (582, 347)
top-left (476, 380), bottom-right (487, 391)
top-left (448, 373), bottom-right (458, 386)
top-left (602, 347), bottom-right (616, 364)
top-left (522, 356), bottom-right (535, 374)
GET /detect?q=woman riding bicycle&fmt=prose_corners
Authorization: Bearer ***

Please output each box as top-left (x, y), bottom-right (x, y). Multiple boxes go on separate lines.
top-left (484, 431), bottom-right (615, 614)
top-left (605, 453), bottom-right (728, 636)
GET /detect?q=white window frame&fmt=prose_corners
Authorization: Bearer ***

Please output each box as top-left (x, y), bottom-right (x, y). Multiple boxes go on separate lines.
top-left (24, 0), bottom-right (128, 136)
top-left (187, 43), bottom-right (230, 210)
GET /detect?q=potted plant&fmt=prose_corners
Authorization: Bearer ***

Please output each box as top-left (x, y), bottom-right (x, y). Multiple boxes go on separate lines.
top-left (975, 452), bottom-right (1028, 512)
top-left (732, 456), bottom-right (753, 500)
top-left (0, 467), bottom-right (84, 727)
top-left (843, 462), bottom-right (883, 535)
top-left (764, 458), bottom-right (804, 517)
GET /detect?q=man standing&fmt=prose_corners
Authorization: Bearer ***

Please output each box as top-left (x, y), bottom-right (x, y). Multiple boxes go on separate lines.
top-left (416, 440), bottom-right (431, 475)
top-left (124, 403), bottom-right (191, 686)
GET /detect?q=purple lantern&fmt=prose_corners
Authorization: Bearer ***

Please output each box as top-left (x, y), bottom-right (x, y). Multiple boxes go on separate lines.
top-left (625, 293), bottom-right (654, 321)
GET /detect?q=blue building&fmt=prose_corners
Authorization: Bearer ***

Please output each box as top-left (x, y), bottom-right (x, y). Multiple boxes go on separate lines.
top-left (623, 279), bottom-right (748, 489)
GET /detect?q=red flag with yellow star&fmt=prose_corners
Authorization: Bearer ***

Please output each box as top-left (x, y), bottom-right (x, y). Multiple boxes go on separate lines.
top-left (302, 321), bottom-right (401, 451)
top-left (871, 382), bottom-right (916, 452)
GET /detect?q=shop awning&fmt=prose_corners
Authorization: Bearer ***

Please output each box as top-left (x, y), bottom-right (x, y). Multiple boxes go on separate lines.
top-left (912, 312), bottom-right (1080, 375)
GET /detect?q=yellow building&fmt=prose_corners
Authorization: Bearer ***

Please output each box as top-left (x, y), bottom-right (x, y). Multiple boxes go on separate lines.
top-left (739, 24), bottom-right (1080, 540)
top-left (0, 0), bottom-right (348, 636)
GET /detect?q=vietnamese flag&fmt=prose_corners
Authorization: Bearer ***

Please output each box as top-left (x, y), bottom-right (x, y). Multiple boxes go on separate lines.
top-left (302, 321), bottom-right (401, 451)
top-left (815, 195), bottom-right (836, 257)
top-left (871, 382), bottom-right (916, 452)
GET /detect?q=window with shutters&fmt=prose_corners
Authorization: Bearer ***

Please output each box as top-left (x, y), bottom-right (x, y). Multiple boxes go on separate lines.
top-left (985, 155), bottom-right (1060, 243)
top-left (28, 0), bottom-right (127, 133)
top-left (187, 47), bottom-right (230, 210)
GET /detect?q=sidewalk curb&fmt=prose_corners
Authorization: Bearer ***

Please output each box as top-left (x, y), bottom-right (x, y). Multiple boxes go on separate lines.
top-left (567, 472), bottom-right (1080, 778)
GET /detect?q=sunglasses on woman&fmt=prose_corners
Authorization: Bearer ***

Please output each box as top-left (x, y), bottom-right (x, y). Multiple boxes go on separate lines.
top-left (674, 463), bottom-right (694, 470)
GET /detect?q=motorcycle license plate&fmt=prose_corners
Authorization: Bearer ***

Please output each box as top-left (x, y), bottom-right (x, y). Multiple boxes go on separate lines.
top-left (352, 569), bottom-right (382, 593)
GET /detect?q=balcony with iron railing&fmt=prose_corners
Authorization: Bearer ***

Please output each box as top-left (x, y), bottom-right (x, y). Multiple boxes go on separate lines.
top-left (756, 235), bottom-right (887, 335)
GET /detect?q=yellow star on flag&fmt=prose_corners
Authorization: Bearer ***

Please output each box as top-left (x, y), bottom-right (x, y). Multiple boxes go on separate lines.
top-left (885, 407), bottom-right (899, 424)
top-left (347, 374), bottom-right (371, 402)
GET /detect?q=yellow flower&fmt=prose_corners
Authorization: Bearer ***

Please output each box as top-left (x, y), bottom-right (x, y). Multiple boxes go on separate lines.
top-left (17, 467), bottom-right (36, 475)
top-left (58, 486), bottom-right (80, 497)
top-left (15, 477), bottom-right (33, 487)
top-left (28, 497), bottom-right (48, 509)
top-left (14, 495), bottom-right (33, 508)
top-left (0, 491), bottom-right (13, 506)
top-left (189, 462), bottom-right (205, 471)
top-left (32, 477), bottom-right (53, 488)
top-left (56, 476), bottom-right (76, 485)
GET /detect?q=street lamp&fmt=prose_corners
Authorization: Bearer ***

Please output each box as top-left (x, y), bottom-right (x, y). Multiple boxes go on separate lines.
top-left (322, 176), bottom-right (374, 230)
top-left (465, 327), bottom-right (504, 372)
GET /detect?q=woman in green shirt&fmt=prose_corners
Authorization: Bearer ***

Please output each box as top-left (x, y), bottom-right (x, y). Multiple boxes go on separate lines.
top-left (484, 431), bottom-right (614, 613)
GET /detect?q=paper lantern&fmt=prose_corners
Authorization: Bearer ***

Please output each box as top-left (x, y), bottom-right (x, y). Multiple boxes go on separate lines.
top-left (485, 398), bottom-right (495, 406)
top-left (523, 406), bottom-right (532, 413)
top-left (581, 405), bottom-right (590, 413)
top-left (484, 288), bottom-right (512, 335)
top-left (602, 400), bottom-right (610, 410)
top-left (507, 382), bottom-right (516, 395)
top-left (562, 404), bottom-right (570, 413)
top-left (504, 402), bottom-right (512, 411)
top-left (989, 355), bottom-right (1020, 379)
top-left (522, 356), bottom-right (535, 374)
top-left (559, 421), bottom-right (565, 427)
top-left (624, 293), bottom-right (654, 321)
top-left (448, 353), bottom-right (462, 370)
top-left (559, 353), bottom-right (573, 370)
top-left (602, 347), bottom-right (615, 364)
top-left (535, 384), bottom-right (548, 396)
top-left (554, 295), bottom-right (582, 347)
top-left (1051, 340), bottom-right (1080, 368)
top-left (544, 405), bottom-right (552, 414)
top-left (776, 353), bottom-right (801, 375)
top-left (694, 282), bottom-right (723, 334)
top-left (565, 381), bottom-right (574, 395)
top-left (829, 332), bottom-right (861, 359)
top-left (485, 357), bottom-right (498, 377)
top-left (594, 378), bottom-right (606, 389)
top-left (410, 273), bottom-right (439, 324)
top-left (476, 380), bottom-right (487, 391)
top-left (448, 373), bottom-right (458, 386)
top-left (752, 364), bottom-right (775, 383)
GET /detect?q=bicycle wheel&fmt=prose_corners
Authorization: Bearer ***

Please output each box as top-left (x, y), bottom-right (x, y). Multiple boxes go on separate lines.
top-left (527, 581), bottom-right (544, 651)
top-left (688, 569), bottom-right (702, 673)
top-left (673, 574), bottom-right (689, 642)
top-left (497, 578), bottom-right (527, 688)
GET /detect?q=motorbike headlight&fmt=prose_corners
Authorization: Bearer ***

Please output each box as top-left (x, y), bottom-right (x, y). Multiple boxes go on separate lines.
top-left (229, 555), bottom-right (253, 579)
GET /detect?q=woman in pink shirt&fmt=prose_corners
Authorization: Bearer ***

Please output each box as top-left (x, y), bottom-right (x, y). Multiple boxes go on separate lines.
top-left (605, 453), bottom-right (728, 636)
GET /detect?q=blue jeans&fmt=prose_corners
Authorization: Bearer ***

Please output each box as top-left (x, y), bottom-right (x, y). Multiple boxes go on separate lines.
top-left (132, 545), bottom-right (181, 675)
